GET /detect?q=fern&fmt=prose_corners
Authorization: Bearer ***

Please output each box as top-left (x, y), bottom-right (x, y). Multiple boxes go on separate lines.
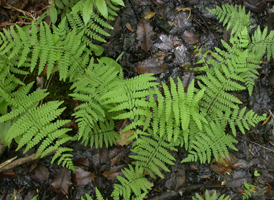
top-left (0, 82), bottom-right (74, 170)
top-left (207, 4), bottom-right (252, 35)
top-left (81, 188), bottom-right (106, 200)
top-left (130, 130), bottom-right (177, 179)
top-left (154, 78), bottom-right (207, 137)
top-left (112, 165), bottom-right (152, 200)
top-left (216, 106), bottom-right (266, 136)
top-left (101, 73), bottom-right (158, 132)
top-left (182, 121), bottom-right (238, 163)
top-left (192, 190), bottom-right (231, 200)
top-left (70, 57), bottom-right (123, 147)
top-left (0, 22), bottom-right (88, 81)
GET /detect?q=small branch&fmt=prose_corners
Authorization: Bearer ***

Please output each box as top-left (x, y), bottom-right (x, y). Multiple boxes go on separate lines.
top-left (0, 150), bottom-right (56, 173)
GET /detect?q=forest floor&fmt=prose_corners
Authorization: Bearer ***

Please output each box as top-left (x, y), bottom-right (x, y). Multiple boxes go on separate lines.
top-left (0, 0), bottom-right (274, 199)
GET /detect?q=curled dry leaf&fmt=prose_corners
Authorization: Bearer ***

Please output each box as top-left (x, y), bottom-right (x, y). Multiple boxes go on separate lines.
top-left (136, 19), bottom-right (155, 52)
top-left (125, 23), bottom-right (134, 32)
top-left (135, 57), bottom-right (168, 74)
top-left (144, 11), bottom-right (156, 19)
top-left (177, 7), bottom-right (191, 12)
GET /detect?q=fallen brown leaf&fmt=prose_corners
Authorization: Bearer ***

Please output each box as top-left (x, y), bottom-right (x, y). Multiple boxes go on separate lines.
top-left (135, 58), bottom-right (168, 74)
top-left (73, 170), bottom-right (95, 186)
top-left (34, 165), bottom-right (49, 181)
top-left (136, 19), bottom-right (155, 52)
top-left (51, 167), bottom-right (72, 195)
top-left (144, 11), bottom-right (156, 19)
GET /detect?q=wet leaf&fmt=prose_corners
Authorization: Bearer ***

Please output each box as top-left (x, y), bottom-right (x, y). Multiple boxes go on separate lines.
top-left (224, 171), bottom-right (247, 188)
top-left (74, 157), bottom-right (93, 171)
top-left (116, 130), bottom-right (135, 146)
top-left (34, 165), bottom-right (49, 181)
top-left (51, 167), bottom-right (72, 194)
top-left (136, 19), bottom-right (155, 52)
top-left (102, 165), bottom-right (125, 180)
top-left (210, 153), bottom-right (237, 176)
top-left (180, 30), bottom-right (199, 45)
top-left (135, 58), bottom-right (168, 74)
top-left (91, 146), bottom-right (109, 169)
top-left (109, 147), bottom-right (125, 166)
top-left (73, 170), bottom-right (95, 186)
top-left (144, 11), bottom-right (156, 19)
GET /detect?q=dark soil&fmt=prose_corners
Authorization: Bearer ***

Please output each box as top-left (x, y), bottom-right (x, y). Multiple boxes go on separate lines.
top-left (0, 0), bottom-right (274, 199)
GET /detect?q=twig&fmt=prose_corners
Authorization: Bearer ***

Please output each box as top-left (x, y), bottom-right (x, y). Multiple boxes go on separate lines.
top-left (0, 150), bottom-right (56, 173)
top-left (238, 136), bottom-right (274, 153)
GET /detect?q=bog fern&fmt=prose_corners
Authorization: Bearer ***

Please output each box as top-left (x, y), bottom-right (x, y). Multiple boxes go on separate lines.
top-left (0, 2), bottom-right (272, 199)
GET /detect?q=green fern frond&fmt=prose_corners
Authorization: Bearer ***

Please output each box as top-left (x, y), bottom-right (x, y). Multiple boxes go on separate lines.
top-left (130, 130), bottom-right (176, 179)
top-left (192, 190), bottom-right (231, 200)
top-left (0, 22), bottom-right (88, 81)
top-left (182, 121), bottom-right (238, 164)
top-left (101, 73), bottom-right (158, 132)
top-left (217, 107), bottom-right (266, 136)
top-left (70, 57), bottom-right (123, 147)
top-left (207, 4), bottom-right (251, 35)
top-left (0, 82), bottom-right (74, 170)
top-left (112, 165), bottom-right (152, 200)
top-left (250, 26), bottom-right (274, 62)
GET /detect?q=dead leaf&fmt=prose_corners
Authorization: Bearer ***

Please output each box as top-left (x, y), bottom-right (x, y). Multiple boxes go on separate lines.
top-left (102, 165), bottom-right (125, 180)
top-left (109, 147), bottom-right (125, 166)
top-left (153, 51), bottom-right (166, 61)
top-left (125, 23), bottom-right (134, 32)
top-left (74, 157), bottom-right (93, 171)
top-left (176, 7), bottom-right (191, 12)
top-left (116, 130), bottom-right (135, 146)
top-left (180, 30), bottom-right (199, 45)
top-left (135, 58), bottom-right (168, 74)
top-left (51, 167), bottom-right (72, 195)
top-left (210, 153), bottom-right (238, 176)
top-left (34, 165), bottom-right (49, 181)
top-left (144, 11), bottom-right (156, 19)
top-left (91, 146), bottom-right (109, 169)
top-left (73, 170), bottom-right (95, 186)
top-left (136, 19), bottom-right (155, 52)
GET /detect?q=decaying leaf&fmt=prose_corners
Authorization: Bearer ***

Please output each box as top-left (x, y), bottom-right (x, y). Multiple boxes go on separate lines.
top-left (73, 169), bottom-right (95, 186)
top-left (144, 11), bottom-right (156, 19)
top-left (180, 30), bottom-right (199, 45)
top-left (210, 153), bottom-right (237, 176)
top-left (109, 147), bottom-right (126, 166)
top-left (116, 130), bottom-right (135, 146)
top-left (51, 167), bottom-right (72, 195)
top-left (136, 19), bottom-right (155, 52)
top-left (34, 165), bottom-right (49, 181)
top-left (102, 165), bottom-right (125, 181)
top-left (135, 57), bottom-right (168, 74)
